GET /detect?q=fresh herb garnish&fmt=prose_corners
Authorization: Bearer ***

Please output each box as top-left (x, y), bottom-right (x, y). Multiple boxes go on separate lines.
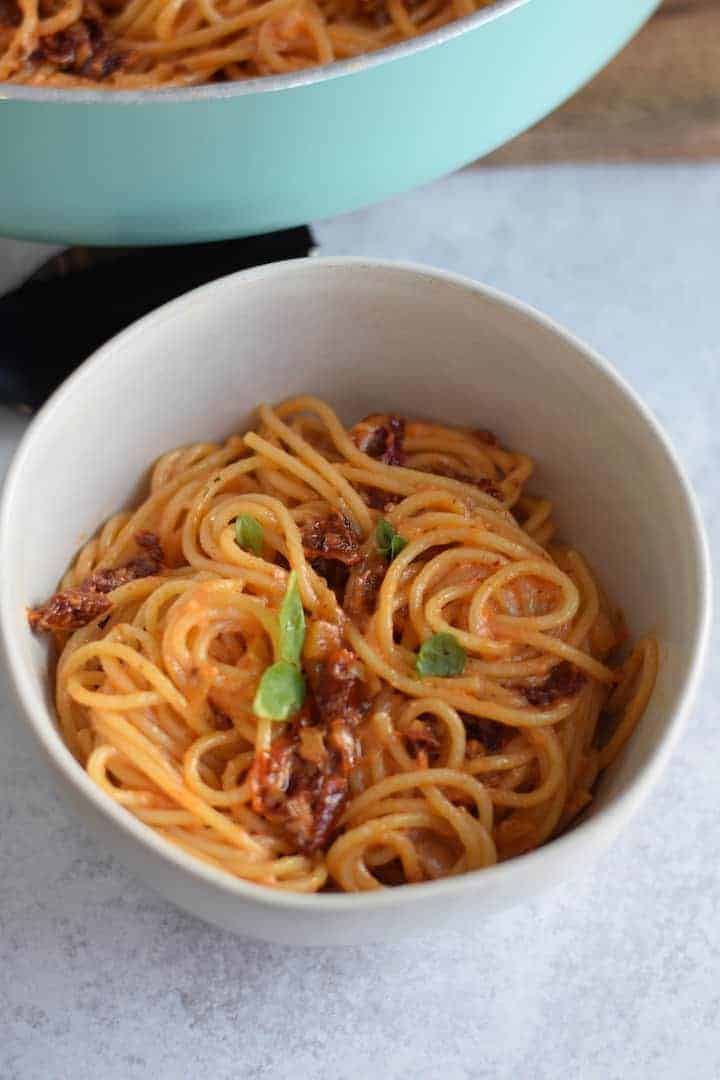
top-left (278, 570), bottom-right (305, 666)
top-left (253, 571), bottom-right (307, 721)
top-left (375, 518), bottom-right (407, 562)
top-left (235, 514), bottom-right (263, 556)
top-left (416, 632), bottom-right (466, 678)
top-left (252, 660), bottom-right (306, 721)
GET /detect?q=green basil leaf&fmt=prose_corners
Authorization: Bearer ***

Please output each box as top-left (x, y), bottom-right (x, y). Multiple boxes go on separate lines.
top-left (390, 533), bottom-right (407, 560)
top-left (416, 632), bottom-right (466, 678)
top-left (253, 660), bottom-right (306, 721)
top-left (278, 570), bottom-right (305, 666)
top-left (375, 518), bottom-right (394, 555)
top-left (235, 514), bottom-right (263, 556)
top-left (376, 518), bottom-right (407, 562)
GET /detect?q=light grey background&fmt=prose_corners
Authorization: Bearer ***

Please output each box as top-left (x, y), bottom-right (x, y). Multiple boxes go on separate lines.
top-left (1, 163), bottom-right (718, 1079)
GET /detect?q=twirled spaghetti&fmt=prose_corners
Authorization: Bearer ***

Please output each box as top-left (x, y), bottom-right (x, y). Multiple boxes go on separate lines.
top-left (29, 397), bottom-right (658, 893)
top-left (0, 0), bottom-right (494, 87)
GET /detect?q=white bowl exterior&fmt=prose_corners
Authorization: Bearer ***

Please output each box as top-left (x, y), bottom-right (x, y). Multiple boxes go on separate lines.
top-left (0, 259), bottom-right (710, 945)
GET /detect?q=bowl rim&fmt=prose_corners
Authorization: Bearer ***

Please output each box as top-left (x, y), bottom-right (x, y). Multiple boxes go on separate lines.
top-left (0, 255), bottom-right (712, 914)
top-left (0, 0), bottom-right (528, 105)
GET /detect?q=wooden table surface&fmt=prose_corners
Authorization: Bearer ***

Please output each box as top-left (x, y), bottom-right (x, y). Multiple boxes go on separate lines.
top-left (483, 0), bottom-right (720, 164)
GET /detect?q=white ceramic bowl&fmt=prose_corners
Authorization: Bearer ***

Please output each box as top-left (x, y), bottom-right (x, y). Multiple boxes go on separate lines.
top-left (0, 258), bottom-right (710, 946)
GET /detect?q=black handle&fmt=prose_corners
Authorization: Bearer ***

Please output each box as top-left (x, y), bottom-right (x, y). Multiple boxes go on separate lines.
top-left (0, 227), bottom-right (314, 410)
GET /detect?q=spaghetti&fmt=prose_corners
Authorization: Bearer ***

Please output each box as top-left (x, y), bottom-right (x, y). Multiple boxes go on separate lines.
top-left (0, 0), bottom-right (494, 87)
top-left (29, 396), bottom-right (658, 893)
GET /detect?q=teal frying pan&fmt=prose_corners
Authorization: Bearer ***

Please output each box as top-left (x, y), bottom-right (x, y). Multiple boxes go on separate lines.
top-left (0, 0), bottom-right (659, 245)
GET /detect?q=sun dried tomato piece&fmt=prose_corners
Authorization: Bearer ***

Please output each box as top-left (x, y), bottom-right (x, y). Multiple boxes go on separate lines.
top-left (461, 716), bottom-right (508, 754)
top-left (248, 646), bottom-right (369, 853)
top-left (84, 532), bottom-right (164, 594)
top-left (363, 487), bottom-right (403, 511)
top-left (32, 5), bottom-right (125, 80)
top-left (28, 531), bottom-right (164, 634)
top-left (520, 662), bottom-right (586, 707)
top-left (351, 414), bottom-right (406, 466)
top-left (301, 511), bottom-right (361, 566)
top-left (28, 588), bottom-right (111, 632)
top-left (343, 553), bottom-right (387, 631)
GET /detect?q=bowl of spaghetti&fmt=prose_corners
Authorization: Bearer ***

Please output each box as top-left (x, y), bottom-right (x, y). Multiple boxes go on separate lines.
top-left (0, 258), bottom-right (709, 945)
top-left (0, 0), bottom-right (661, 244)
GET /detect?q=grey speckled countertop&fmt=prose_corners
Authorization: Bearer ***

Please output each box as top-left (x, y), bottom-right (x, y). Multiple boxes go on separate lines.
top-left (1, 163), bottom-right (719, 1080)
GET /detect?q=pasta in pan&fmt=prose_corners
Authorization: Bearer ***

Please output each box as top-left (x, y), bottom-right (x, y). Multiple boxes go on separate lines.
top-left (1, 0), bottom-right (494, 87)
top-left (29, 396), bottom-right (658, 893)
